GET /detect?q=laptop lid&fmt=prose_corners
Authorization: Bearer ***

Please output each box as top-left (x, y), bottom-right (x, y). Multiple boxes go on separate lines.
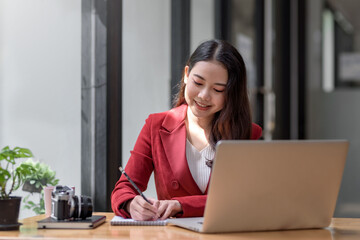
top-left (201, 140), bottom-right (348, 233)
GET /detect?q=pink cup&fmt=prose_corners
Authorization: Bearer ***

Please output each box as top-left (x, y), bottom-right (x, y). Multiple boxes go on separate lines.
top-left (44, 186), bottom-right (55, 217)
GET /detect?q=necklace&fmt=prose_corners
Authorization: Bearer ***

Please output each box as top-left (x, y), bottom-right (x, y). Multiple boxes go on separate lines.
top-left (205, 156), bottom-right (214, 168)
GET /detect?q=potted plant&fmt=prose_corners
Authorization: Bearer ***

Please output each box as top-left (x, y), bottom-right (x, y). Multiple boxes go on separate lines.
top-left (21, 160), bottom-right (59, 215)
top-left (0, 146), bottom-right (35, 230)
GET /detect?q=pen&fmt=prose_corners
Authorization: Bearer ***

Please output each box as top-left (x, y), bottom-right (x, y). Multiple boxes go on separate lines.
top-left (118, 166), bottom-right (151, 204)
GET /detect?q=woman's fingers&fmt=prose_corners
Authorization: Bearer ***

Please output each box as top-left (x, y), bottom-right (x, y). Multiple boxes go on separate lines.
top-left (157, 201), bottom-right (168, 218)
top-left (128, 197), bottom-right (183, 220)
top-left (160, 206), bottom-right (173, 220)
top-left (157, 200), bottom-right (182, 220)
top-left (129, 196), bottom-right (159, 220)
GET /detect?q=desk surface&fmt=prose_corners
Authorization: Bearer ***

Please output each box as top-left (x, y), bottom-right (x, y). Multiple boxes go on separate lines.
top-left (1, 212), bottom-right (360, 239)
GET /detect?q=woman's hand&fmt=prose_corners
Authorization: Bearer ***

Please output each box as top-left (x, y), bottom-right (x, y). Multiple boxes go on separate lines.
top-left (126, 196), bottom-right (160, 221)
top-left (157, 200), bottom-right (182, 220)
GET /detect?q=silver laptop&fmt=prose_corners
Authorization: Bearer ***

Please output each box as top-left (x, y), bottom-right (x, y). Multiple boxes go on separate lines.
top-left (168, 140), bottom-right (349, 233)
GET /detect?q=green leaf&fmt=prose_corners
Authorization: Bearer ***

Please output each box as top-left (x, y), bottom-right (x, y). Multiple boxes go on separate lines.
top-left (23, 195), bottom-right (30, 202)
top-left (0, 146), bottom-right (10, 153)
top-left (14, 147), bottom-right (33, 158)
top-left (52, 179), bottom-right (60, 186)
top-left (0, 168), bottom-right (11, 182)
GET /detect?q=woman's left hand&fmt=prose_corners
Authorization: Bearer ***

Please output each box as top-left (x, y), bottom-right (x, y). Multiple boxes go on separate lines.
top-left (157, 200), bottom-right (182, 220)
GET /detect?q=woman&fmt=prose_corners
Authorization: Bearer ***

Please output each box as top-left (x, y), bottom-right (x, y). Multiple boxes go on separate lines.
top-left (111, 39), bottom-right (262, 221)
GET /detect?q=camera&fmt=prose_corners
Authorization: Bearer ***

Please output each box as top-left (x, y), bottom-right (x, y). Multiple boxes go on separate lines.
top-left (51, 185), bottom-right (93, 220)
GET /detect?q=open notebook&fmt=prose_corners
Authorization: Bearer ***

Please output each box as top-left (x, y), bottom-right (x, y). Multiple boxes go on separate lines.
top-left (110, 216), bottom-right (167, 226)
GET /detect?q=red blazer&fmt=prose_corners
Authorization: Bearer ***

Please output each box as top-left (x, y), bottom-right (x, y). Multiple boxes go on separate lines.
top-left (111, 104), bottom-right (262, 218)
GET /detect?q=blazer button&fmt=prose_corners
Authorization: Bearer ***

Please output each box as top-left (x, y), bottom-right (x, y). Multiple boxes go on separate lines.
top-left (171, 180), bottom-right (179, 190)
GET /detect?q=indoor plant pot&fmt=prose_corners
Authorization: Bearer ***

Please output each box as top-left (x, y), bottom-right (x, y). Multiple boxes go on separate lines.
top-left (0, 146), bottom-right (34, 231)
top-left (0, 196), bottom-right (22, 230)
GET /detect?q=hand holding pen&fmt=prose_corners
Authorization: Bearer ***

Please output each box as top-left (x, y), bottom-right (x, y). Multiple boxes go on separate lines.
top-left (119, 167), bottom-right (151, 203)
top-left (119, 167), bottom-right (160, 220)
top-left (119, 166), bottom-right (182, 220)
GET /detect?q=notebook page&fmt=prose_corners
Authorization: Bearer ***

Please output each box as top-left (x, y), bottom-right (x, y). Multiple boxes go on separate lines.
top-left (110, 216), bottom-right (168, 226)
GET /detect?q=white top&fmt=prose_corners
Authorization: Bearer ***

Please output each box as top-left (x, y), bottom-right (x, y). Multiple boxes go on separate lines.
top-left (186, 139), bottom-right (214, 193)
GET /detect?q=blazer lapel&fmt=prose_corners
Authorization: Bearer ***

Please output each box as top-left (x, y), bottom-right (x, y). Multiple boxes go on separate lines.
top-left (159, 105), bottom-right (202, 195)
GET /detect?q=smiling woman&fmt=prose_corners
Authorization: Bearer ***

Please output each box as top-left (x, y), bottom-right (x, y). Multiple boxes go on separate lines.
top-left (111, 39), bottom-right (262, 222)
top-left (184, 61), bottom-right (228, 123)
top-left (183, 61), bottom-right (228, 153)
top-left (175, 40), bottom-right (255, 148)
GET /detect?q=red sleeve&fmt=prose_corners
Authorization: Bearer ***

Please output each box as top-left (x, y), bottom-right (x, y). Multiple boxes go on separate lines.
top-left (172, 195), bottom-right (207, 217)
top-left (251, 123), bottom-right (262, 140)
top-left (111, 117), bottom-right (154, 218)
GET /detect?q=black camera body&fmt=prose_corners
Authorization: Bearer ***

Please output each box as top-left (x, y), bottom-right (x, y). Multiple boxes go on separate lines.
top-left (51, 185), bottom-right (93, 220)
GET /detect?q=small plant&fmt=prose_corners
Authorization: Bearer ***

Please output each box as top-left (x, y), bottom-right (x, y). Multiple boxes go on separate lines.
top-left (21, 160), bottom-right (59, 214)
top-left (22, 160), bottom-right (59, 192)
top-left (0, 146), bottom-right (34, 199)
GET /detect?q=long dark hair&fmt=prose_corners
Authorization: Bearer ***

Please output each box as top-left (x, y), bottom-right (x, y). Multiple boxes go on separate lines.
top-left (174, 39), bottom-right (252, 147)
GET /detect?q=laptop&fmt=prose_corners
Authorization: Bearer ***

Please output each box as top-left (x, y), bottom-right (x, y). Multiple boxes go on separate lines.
top-left (168, 140), bottom-right (349, 233)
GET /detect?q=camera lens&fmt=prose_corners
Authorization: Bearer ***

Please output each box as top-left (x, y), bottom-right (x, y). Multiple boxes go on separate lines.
top-left (70, 195), bottom-right (93, 219)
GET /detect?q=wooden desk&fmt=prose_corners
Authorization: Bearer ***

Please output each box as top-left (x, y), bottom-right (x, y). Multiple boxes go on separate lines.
top-left (1, 212), bottom-right (360, 239)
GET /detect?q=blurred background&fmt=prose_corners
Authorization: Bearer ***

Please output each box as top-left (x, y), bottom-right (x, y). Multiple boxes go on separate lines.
top-left (1, 0), bottom-right (360, 218)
